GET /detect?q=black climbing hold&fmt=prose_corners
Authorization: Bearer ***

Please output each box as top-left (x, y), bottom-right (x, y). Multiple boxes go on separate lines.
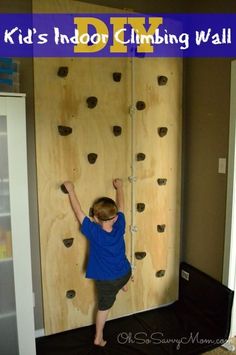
top-left (87, 96), bottom-right (98, 109)
top-left (57, 66), bottom-right (69, 77)
top-left (61, 184), bottom-right (69, 194)
top-left (136, 153), bottom-right (146, 161)
top-left (63, 238), bottom-right (74, 248)
top-left (156, 270), bottom-right (166, 278)
top-left (135, 252), bottom-right (147, 260)
top-left (158, 76), bottom-right (168, 86)
top-left (113, 72), bottom-right (122, 82)
top-left (88, 153), bottom-right (98, 164)
top-left (89, 207), bottom-right (94, 217)
top-left (157, 178), bottom-right (167, 186)
top-left (66, 290), bottom-right (76, 299)
top-left (136, 101), bottom-right (146, 111)
top-left (58, 125), bottom-right (72, 136)
top-left (157, 225), bottom-right (166, 233)
top-left (113, 126), bottom-right (122, 136)
top-left (158, 127), bottom-right (168, 137)
top-left (137, 203), bottom-right (145, 212)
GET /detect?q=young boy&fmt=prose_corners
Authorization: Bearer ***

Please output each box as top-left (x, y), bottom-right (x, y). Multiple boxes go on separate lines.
top-left (63, 179), bottom-right (131, 347)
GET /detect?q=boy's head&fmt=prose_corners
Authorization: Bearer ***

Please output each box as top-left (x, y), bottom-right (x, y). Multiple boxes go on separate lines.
top-left (91, 197), bottom-right (118, 222)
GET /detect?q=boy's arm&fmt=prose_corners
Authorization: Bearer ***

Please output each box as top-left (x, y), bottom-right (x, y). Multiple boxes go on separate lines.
top-left (63, 181), bottom-right (86, 225)
top-left (113, 178), bottom-right (124, 213)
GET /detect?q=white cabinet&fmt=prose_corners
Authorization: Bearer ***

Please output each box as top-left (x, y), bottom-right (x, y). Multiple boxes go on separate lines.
top-left (0, 93), bottom-right (36, 355)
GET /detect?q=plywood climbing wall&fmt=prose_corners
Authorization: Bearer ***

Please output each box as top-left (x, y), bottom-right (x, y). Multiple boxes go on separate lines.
top-left (33, 0), bottom-right (182, 335)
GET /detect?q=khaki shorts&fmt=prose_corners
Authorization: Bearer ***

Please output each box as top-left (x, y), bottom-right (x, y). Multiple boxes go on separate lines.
top-left (95, 269), bottom-right (132, 310)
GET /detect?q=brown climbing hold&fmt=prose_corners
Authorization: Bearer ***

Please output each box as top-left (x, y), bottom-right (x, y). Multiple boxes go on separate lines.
top-left (60, 184), bottom-right (68, 194)
top-left (58, 125), bottom-right (72, 136)
top-left (158, 127), bottom-right (168, 137)
top-left (136, 101), bottom-right (146, 111)
top-left (137, 203), bottom-right (145, 212)
top-left (63, 238), bottom-right (74, 248)
top-left (157, 178), bottom-right (167, 186)
top-left (157, 76), bottom-right (168, 86)
top-left (156, 270), bottom-right (166, 278)
top-left (135, 252), bottom-right (147, 260)
top-left (157, 225), bottom-right (166, 233)
top-left (66, 290), bottom-right (76, 299)
top-left (88, 153), bottom-right (98, 164)
top-left (113, 72), bottom-right (122, 82)
top-left (57, 66), bottom-right (69, 77)
top-left (87, 96), bottom-right (98, 109)
top-left (136, 153), bottom-right (146, 161)
top-left (113, 126), bottom-right (122, 136)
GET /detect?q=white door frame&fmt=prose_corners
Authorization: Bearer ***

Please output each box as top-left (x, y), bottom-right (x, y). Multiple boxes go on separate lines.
top-left (223, 59), bottom-right (236, 336)
top-left (0, 93), bottom-right (36, 355)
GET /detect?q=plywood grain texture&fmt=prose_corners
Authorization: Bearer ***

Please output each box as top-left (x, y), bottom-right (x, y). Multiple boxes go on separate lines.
top-left (33, 0), bottom-right (182, 335)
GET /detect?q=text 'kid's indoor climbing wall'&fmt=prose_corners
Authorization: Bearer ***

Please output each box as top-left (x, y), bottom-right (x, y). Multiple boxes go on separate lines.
top-left (33, 0), bottom-right (182, 335)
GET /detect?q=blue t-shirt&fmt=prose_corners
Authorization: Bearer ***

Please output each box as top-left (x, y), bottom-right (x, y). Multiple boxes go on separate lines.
top-left (81, 212), bottom-right (131, 280)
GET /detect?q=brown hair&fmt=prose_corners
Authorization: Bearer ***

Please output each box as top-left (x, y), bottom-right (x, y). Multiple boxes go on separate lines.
top-left (91, 197), bottom-right (118, 221)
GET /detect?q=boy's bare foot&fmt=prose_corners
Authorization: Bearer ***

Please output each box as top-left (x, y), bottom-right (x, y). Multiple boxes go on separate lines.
top-left (94, 337), bottom-right (107, 347)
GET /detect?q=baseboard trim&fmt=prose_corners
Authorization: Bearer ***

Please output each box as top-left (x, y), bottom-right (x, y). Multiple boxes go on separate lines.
top-left (222, 339), bottom-right (236, 351)
top-left (35, 328), bottom-right (45, 338)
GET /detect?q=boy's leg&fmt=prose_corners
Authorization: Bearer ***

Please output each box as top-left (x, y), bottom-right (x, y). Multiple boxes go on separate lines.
top-left (94, 308), bottom-right (110, 346)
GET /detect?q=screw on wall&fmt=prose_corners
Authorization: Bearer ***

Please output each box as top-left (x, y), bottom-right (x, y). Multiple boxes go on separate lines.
top-left (87, 96), bottom-right (98, 109)
top-left (157, 76), bottom-right (168, 86)
top-left (135, 252), bottom-right (147, 260)
top-left (136, 101), bottom-right (146, 111)
top-left (137, 203), bottom-right (145, 212)
top-left (57, 67), bottom-right (69, 77)
top-left (87, 153), bottom-right (98, 164)
top-left (113, 126), bottom-right (122, 136)
top-left (66, 290), bottom-right (76, 299)
top-left (136, 153), bottom-right (146, 161)
top-left (58, 125), bottom-right (72, 136)
top-left (63, 238), bottom-right (74, 248)
top-left (158, 127), bottom-right (168, 137)
top-left (156, 270), bottom-right (166, 278)
top-left (113, 72), bottom-right (122, 82)
top-left (157, 225), bottom-right (166, 233)
top-left (157, 178), bottom-right (167, 186)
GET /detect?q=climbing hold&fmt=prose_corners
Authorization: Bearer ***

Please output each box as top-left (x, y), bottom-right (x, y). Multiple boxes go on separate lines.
top-left (113, 72), bottom-right (122, 82)
top-left (137, 203), bottom-right (145, 212)
top-left (158, 127), bottom-right (168, 137)
top-left (136, 101), bottom-right (146, 111)
top-left (157, 178), bottom-right (167, 186)
top-left (157, 225), bottom-right (166, 233)
top-left (157, 76), bottom-right (168, 86)
top-left (57, 66), bottom-right (69, 77)
top-left (113, 126), bottom-right (122, 136)
top-left (135, 252), bottom-right (147, 260)
top-left (87, 153), bottom-right (98, 164)
top-left (156, 270), bottom-right (166, 278)
top-left (87, 96), bottom-right (98, 109)
top-left (58, 125), bottom-right (72, 136)
top-left (63, 238), bottom-right (74, 248)
top-left (136, 153), bottom-right (146, 161)
top-left (66, 290), bottom-right (76, 299)
top-left (60, 184), bottom-right (69, 194)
